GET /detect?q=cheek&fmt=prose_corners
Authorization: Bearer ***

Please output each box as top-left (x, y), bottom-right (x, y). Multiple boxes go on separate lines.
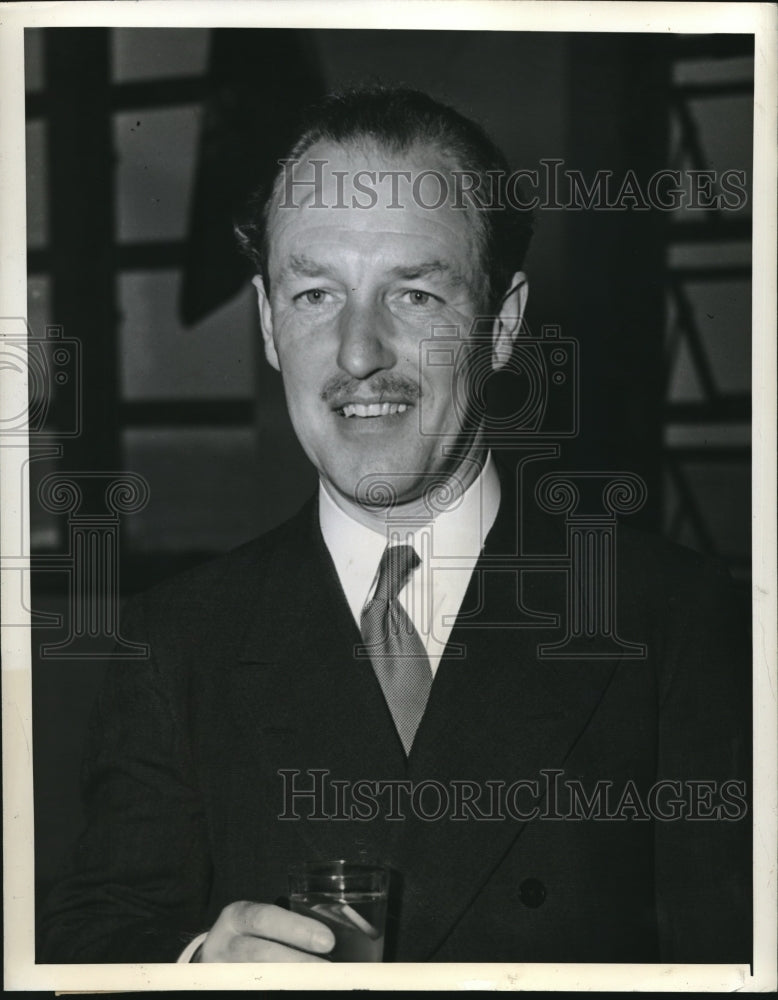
top-left (426, 365), bottom-right (460, 417)
top-left (285, 378), bottom-right (322, 420)
top-left (276, 315), bottom-right (337, 367)
top-left (275, 355), bottom-right (319, 416)
top-left (275, 329), bottom-right (321, 378)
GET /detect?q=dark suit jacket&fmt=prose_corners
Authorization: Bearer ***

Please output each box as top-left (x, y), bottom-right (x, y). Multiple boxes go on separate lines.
top-left (38, 470), bottom-right (751, 964)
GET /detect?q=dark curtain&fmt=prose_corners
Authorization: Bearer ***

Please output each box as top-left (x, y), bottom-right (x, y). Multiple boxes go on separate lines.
top-left (180, 29), bottom-right (325, 325)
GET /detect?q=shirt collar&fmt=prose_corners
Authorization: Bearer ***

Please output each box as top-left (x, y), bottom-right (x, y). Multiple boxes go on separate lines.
top-left (319, 453), bottom-right (501, 623)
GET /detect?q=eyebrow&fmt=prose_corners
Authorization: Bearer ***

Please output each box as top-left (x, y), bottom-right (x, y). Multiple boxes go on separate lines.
top-left (387, 260), bottom-right (468, 286)
top-left (279, 254), bottom-right (469, 288)
top-left (280, 253), bottom-right (337, 280)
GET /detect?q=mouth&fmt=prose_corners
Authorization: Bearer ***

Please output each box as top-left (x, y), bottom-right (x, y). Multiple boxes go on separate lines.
top-left (335, 401), bottom-right (412, 419)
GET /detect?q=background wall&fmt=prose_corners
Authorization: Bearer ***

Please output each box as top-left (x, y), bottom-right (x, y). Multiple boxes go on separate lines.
top-left (26, 27), bottom-right (753, 910)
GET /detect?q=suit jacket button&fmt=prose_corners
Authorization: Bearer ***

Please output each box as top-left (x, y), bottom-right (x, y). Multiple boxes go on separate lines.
top-left (519, 878), bottom-right (546, 908)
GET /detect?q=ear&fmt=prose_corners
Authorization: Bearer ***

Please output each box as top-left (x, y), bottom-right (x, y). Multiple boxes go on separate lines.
top-left (492, 271), bottom-right (529, 370)
top-left (252, 274), bottom-right (280, 372)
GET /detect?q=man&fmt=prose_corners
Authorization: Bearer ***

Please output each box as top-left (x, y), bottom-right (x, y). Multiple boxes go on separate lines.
top-left (39, 86), bottom-right (751, 965)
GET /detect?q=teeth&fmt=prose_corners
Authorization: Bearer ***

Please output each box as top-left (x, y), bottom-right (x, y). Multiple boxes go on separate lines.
top-left (340, 402), bottom-right (409, 418)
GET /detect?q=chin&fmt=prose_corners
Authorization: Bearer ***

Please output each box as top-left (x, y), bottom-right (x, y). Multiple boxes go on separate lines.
top-left (322, 442), bottom-right (447, 502)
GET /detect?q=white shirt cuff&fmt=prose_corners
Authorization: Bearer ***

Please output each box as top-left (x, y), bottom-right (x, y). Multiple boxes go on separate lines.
top-left (177, 931), bottom-right (208, 963)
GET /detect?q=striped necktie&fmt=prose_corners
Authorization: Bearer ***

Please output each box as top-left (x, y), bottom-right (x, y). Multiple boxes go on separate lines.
top-left (360, 544), bottom-right (433, 756)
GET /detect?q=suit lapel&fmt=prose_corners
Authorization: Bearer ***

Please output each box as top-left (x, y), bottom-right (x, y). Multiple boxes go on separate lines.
top-left (231, 499), bottom-right (406, 864)
top-left (388, 472), bottom-right (623, 960)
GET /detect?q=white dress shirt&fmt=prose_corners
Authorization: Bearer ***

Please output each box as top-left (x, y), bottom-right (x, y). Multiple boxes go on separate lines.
top-left (318, 452), bottom-right (501, 677)
top-left (178, 454), bottom-right (500, 961)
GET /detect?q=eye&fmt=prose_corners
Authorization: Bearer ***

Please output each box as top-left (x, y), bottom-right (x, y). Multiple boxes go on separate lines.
top-left (294, 288), bottom-right (329, 305)
top-left (404, 289), bottom-right (438, 307)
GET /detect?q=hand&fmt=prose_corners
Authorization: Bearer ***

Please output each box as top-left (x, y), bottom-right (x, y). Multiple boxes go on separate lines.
top-left (194, 901), bottom-right (335, 962)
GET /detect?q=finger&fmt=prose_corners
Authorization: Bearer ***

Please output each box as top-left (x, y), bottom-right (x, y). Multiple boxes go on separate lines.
top-left (230, 901), bottom-right (335, 954)
top-left (230, 934), bottom-right (333, 963)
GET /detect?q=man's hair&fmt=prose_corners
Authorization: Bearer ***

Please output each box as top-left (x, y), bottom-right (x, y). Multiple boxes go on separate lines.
top-left (234, 85), bottom-right (534, 311)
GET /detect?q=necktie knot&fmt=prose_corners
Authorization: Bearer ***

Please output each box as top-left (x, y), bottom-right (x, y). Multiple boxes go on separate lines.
top-left (373, 544), bottom-right (420, 605)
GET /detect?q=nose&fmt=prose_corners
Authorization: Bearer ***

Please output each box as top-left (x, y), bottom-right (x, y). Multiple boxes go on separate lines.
top-left (335, 299), bottom-right (397, 379)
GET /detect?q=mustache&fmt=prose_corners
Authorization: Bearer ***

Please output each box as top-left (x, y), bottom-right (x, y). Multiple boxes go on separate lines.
top-left (320, 374), bottom-right (421, 406)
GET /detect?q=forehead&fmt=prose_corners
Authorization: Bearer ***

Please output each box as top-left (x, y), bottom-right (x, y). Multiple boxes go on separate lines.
top-left (266, 139), bottom-right (481, 277)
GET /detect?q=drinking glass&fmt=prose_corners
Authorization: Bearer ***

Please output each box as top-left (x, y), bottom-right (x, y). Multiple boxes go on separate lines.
top-left (288, 860), bottom-right (389, 962)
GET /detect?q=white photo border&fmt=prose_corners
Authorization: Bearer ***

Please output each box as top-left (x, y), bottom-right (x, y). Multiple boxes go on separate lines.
top-left (1, 0), bottom-right (775, 992)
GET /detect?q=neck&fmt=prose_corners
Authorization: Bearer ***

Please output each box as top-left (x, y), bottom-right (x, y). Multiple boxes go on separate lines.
top-left (322, 444), bottom-right (490, 534)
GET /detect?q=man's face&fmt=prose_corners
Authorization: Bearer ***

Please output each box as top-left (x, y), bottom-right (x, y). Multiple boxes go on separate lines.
top-left (256, 139), bottom-right (523, 508)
